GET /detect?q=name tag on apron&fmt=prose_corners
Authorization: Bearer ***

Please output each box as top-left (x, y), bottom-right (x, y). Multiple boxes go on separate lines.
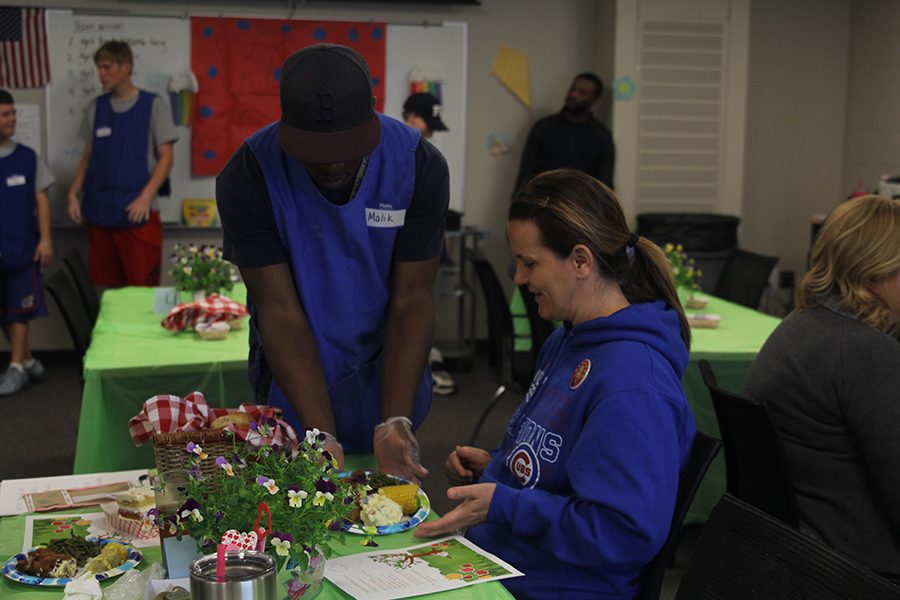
top-left (366, 208), bottom-right (406, 228)
top-left (5, 174), bottom-right (26, 187)
top-left (96, 126), bottom-right (112, 138)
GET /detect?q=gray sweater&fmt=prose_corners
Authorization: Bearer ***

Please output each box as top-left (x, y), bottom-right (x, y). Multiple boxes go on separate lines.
top-left (746, 301), bottom-right (900, 575)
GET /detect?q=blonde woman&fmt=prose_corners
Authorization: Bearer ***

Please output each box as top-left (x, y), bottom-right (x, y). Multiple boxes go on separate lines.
top-left (415, 169), bottom-right (695, 599)
top-left (746, 195), bottom-right (900, 578)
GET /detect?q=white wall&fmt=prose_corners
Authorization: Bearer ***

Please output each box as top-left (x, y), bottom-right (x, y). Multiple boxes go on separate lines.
top-left (741, 0), bottom-right (851, 279)
top-left (842, 0), bottom-right (900, 194)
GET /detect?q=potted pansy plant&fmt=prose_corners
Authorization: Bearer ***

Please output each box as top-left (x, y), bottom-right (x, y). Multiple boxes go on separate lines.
top-left (156, 424), bottom-right (364, 599)
top-left (169, 243), bottom-right (238, 301)
top-left (664, 243), bottom-right (707, 309)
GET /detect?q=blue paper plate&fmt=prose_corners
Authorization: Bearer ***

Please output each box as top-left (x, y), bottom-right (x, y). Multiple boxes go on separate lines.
top-left (338, 471), bottom-right (431, 535)
top-left (3, 539), bottom-right (142, 587)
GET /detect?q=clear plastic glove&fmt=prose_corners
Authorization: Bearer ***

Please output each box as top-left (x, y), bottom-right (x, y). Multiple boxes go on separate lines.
top-left (321, 431), bottom-right (345, 471)
top-left (104, 562), bottom-right (165, 600)
top-left (373, 416), bottom-right (429, 483)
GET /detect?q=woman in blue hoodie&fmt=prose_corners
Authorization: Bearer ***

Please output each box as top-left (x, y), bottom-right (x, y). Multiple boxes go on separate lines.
top-left (415, 169), bottom-right (696, 599)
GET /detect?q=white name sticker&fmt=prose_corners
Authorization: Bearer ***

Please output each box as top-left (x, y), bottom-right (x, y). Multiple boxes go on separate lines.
top-left (5, 174), bottom-right (26, 187)
top-left (366, 208), bottom-right (406, 228)
top-left (95, 126), bottom-right (112, 138)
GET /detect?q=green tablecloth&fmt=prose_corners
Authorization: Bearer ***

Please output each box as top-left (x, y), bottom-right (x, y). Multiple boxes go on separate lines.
top-left (511, 288), bottom-right (781, 523)
top-left (0, 457), bottom-right (514, 599)
top-left (73, 286), bottom-right (254, 474)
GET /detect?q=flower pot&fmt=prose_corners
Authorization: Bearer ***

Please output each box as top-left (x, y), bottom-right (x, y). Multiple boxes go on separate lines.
top-left (193, 290), bottom-right (208, 303)
top-left (279, 547), bottom-right (326, 600)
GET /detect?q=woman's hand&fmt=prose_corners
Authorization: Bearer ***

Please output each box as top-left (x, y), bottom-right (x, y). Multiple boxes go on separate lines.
top-left (413, 483), bottom-right (496, 538)
top-left (446, 445), bottom-right (492, 485)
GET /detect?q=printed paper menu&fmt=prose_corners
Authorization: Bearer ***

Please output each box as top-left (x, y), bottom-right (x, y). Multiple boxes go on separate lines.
top-left (325, 536), bottom-right (522, 600)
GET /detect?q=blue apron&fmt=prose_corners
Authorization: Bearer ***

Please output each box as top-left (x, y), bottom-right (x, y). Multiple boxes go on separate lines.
top-left (246, 115), bottom-right (432, 452)
top-left (0, 144), bottom-right (38, 269)
top-left (82, 90), bottom-right (153, 228)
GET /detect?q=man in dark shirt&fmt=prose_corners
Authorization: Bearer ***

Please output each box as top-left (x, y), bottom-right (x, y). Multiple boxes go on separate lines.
top-left (514, 73), bottom-right (615, 194)
top-left (216, 44), bottom-right (449, 482)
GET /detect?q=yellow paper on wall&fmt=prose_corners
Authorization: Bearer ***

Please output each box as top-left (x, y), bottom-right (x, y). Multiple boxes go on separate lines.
top-left (492, 45), bottom-right (531, 107)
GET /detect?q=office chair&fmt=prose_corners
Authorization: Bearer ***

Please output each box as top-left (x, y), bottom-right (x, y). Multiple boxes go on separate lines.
top-left (637, 432), bottom-right (721, 600)
top-left (714, 248), bottom-right (778, 309)
top-left (62, 248), bottom-right (100, 325)
top-left (698, 359), bottom-right (799, 526)
top-left (45, 268), bottom-right (93, 359)
top-left (674, 494), bottom-right (900, 600)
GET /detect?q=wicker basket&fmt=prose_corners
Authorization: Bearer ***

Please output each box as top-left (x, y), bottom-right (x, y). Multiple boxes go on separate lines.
top-left (152, 429), bottom-right (232, 478)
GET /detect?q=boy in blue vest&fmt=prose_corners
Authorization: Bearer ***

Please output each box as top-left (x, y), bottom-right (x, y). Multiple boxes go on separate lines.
top-left (66, 40), bottom-right (178, 287)
top-left (217, 45), bottom-right (449, 482)
top-left (0, 90), bottom-right (56, 396)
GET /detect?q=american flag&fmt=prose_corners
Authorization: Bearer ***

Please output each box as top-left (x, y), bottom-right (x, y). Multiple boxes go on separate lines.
top-left (0, 8), bottom-right (49, 89)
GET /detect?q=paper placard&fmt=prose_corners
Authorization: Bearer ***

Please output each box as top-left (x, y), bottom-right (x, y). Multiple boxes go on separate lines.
top-left (154, 287), bottom-right (178, 314)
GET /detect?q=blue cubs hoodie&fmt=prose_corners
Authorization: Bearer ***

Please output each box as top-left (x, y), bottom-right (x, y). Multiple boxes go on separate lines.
top-left (467, 300), bottom-right (695, 599)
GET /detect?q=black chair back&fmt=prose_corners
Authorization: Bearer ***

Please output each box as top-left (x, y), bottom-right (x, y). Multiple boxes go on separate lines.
top-left (714, 248), bottom-right (778, 309)
top-left (699, 359), bottom-right (799, 526)
top-left (45, 268), bottom-right (93, 358)
top-left (637, 431), bottom-right (721, 600)
top-left (468, 251), bottom-right (514, 382)
top-left (62, 248), bottom-right (100, 325)
top-left (674, 494), bottom-right (900, 600)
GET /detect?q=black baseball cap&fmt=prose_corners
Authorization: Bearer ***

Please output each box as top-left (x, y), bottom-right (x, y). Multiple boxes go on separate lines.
top-left (403, 93), bottom-right (448, 133)
top-left (277, 44), bottom-right (382, 164)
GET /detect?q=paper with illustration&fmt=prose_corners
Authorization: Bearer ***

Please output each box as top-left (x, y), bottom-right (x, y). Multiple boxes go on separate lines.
top-left (325, 535), bottom-right (522, 600)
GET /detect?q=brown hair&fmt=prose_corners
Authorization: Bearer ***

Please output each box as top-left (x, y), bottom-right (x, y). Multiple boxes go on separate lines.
top-left (94, 40), bottom-right (133, 65)
top-left (510, 169), bottom-right (691, 347)
top-left (797, 194), bottom-right (900, 334)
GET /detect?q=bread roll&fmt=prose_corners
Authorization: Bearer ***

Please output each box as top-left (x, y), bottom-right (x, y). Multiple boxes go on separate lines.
top-left (210, 412), bottom-right (252, 429)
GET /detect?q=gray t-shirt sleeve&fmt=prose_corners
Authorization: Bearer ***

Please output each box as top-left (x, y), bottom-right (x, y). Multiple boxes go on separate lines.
top-left (151, 94), bottom-right (178, 147)
top-left (35, 158), bottom-right (55, 193)
top-left (76, 98), bottom-right (96, 145)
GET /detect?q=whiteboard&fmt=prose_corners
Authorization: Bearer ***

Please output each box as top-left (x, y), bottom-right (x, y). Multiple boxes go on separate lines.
top-left (46, 10), bottom-right (191, 224)
top-left (45, 11), bottom-right (467, 223)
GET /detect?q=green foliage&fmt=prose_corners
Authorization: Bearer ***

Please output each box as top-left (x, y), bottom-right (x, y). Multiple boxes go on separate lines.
top-left (168, 243), bottom-right (238, 295)
top-left (664, 243), bottom-right (703, 295)
top-left (166, 428), bottom-right (362, 570)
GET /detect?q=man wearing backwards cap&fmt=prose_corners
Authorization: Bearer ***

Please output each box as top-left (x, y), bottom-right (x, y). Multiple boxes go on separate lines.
top-left (217, 44), bottom-right (449, 482)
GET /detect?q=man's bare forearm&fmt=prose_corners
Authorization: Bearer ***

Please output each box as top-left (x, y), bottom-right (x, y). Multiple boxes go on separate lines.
top-left (380, 259), bottom-right (438, 421)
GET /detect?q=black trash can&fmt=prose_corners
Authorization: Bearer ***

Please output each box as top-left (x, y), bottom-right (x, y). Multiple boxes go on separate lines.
top-left (636, 213), bottom-right (740, 252)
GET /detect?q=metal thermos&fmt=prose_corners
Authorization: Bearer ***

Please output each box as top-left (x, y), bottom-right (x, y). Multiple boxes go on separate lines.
top-left (189, 550), bottom-right (277, 600)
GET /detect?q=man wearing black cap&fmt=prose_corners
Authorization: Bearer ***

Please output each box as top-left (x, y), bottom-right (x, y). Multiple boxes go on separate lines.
top-left (216, 44), bottom-right (449, 482)
top-left (402, 93), bottom-right (448, 140)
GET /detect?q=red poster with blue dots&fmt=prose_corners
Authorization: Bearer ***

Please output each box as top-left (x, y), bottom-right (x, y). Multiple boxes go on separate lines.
top-left (190, 17), bottom-right (386, 176)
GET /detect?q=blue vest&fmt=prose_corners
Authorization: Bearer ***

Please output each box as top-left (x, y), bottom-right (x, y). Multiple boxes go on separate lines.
top-left (0, 144), bottom-right (38, 269)
top-left (246, 115), bottom-right (432, 452)
top-left (83, 90), bottom-right (154, 228)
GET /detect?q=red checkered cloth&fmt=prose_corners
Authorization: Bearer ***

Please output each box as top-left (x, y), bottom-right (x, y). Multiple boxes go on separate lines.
top-left (160, 294), bottom-right (248, 332)
top-left (128, 391), bottom-right (299, 449)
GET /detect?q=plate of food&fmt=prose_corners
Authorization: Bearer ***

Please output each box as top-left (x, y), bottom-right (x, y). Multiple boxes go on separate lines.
top-left (339, 470), bottom-right (431, 535)
top-left (2, 536), bottom-right (142, 587)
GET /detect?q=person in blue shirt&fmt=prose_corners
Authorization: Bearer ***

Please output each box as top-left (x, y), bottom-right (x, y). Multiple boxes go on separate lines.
top-left (0, 90), bottom-right (56, 396)
top-left (416, 169), bottom-right (695, 599)
top-left (217, 44), bottom-right (449, 481)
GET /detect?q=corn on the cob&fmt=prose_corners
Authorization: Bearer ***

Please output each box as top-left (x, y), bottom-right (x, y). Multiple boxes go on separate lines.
top-left (378, 484), bottom-right (419, 515)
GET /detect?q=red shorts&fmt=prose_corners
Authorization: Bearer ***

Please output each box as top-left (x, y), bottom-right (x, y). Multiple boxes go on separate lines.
top-left (87, 212), bottom-right (162, 287)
